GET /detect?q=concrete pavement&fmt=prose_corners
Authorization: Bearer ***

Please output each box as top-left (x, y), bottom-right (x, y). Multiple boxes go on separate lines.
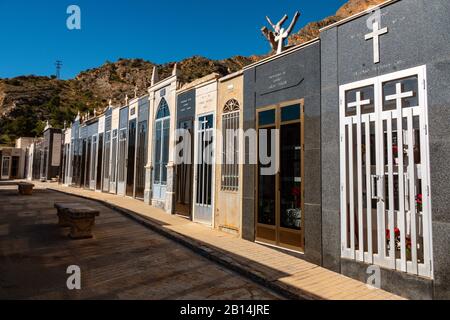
top-left (0, 186), bottom-right (281, 300)
top-left (33, 182), bottom-right (404, 300)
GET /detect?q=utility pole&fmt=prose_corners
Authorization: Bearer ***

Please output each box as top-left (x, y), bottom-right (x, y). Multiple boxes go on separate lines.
top-left (55, 60), bottom-right (63, 79)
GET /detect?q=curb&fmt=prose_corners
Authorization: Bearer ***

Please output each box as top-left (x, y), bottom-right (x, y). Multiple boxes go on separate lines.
top-left (48, 187), bottom-right (318, 300)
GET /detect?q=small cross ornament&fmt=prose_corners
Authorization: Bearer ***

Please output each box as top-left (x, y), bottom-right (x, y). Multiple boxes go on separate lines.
top-left (348, 91), bottom-right (371, 114)
top-left (385, 83), bottom-right (414, 109)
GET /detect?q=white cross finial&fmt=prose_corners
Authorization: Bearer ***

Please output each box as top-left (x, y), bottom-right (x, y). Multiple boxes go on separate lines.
top-left (385, 83), bottom-right (414, 109)
top-left (348, 91), bottom-right (371, 114)
top-left (365, 21), bottom-right (388, 64)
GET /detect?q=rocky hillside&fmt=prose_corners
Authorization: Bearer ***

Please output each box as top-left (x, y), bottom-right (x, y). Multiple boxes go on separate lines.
top-left (0, 56), bottom-right (256, 144)
top-left (0, 0), bottom-right (384, 145)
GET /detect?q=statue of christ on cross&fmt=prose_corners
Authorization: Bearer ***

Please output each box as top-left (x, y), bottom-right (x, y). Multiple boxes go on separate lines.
top-left (261, 11), bottom-right (301, 55)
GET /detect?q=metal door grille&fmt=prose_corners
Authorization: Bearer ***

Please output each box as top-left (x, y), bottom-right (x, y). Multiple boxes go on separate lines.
top-left (339, 66), bottom-right (432, 278)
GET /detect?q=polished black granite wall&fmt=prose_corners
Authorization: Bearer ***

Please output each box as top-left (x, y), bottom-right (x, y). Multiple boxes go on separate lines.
top-left (243, 42), bottom-right (322, 264)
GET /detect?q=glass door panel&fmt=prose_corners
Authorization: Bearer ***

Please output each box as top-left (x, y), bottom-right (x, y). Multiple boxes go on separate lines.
top-left (109, 130), bottom-right (118, 193)
top-left (256, 102), bottom-right (304, 252)
top-left (1, 156), bottom-right (11, 179)
top-left (103, 131), bottom-right (111, 192)
top-left (135, 121), bottom-right (148, 199)
top-left (126, 119), bottom-right (136, 197)
top-left (176, 119), bottom-right (193, 217)
top-left (117, 128), bottom-right (127, 195)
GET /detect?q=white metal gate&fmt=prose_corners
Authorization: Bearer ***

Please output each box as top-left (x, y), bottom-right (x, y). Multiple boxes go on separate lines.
top-left (193, 113), bottom-right (215, 226)
top-left (117, 128), bottom-right (127, 196)
top-left (339, 66), bottom-right (433, 278)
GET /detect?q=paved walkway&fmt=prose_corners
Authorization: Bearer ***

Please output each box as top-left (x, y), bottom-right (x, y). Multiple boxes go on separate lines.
top-left (35, 182), bottom-right (403, 300)
top-left (0, 186), bottom-right (281, 300)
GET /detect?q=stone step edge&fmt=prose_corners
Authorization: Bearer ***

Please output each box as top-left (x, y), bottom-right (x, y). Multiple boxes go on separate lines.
top-left (47, 187), bottom-right (326, 300)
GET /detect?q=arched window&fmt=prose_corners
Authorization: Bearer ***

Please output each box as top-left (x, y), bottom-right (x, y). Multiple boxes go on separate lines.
top-left (154, 98), bottom-right (170, 188)
top-left (221, 99), bottom-right (240, 191)
top-left (223, 99), bottom-right (240, 113)
top-left (156, 98), bottom-right (170, 119)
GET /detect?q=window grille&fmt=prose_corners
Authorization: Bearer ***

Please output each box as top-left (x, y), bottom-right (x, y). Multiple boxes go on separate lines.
top-left (221, 99), bottom-right (240, 191)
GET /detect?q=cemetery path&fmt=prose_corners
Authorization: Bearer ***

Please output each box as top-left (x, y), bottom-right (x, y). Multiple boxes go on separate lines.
top-left (3, 182), bottom-right (405, 300)
top-left (0, 185), bottom-right (281, 300)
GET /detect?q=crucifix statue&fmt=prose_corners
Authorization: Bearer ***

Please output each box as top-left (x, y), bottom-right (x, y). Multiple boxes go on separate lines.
top-left (261, 11), bottom-right (300, 54)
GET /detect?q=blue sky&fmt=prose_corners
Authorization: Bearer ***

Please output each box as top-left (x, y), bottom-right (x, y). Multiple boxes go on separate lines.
top-left (0, 0), bottom-right (347, 79)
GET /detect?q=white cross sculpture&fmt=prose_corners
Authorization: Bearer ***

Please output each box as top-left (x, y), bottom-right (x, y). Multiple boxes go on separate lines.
top-left (262, 12), bottom-right (300, 55)
top-left (365, 21), bottom-right (388, 64)
top-left (348, 91), bottom-right (371, 114)
top-left (385, 83), bottom-right (414, 109)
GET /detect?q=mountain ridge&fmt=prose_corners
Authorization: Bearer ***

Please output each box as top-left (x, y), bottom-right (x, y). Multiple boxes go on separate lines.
top-left (0, 0), bottom-right (385, 145)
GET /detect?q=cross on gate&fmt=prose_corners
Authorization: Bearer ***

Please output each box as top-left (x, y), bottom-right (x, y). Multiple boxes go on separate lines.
top-left (385, 83), bottom-right (414, 109)
top-left (348, 91), bottom-right (371, 114)
top-left (365, 21), bottom-right (388, 64)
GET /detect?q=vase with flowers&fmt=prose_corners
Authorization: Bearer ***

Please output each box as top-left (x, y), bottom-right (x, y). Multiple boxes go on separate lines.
top-left (386, 227), bottom-right (401, 251)
top-left (286, 186), bottom-right (302, 229)
top-left (416, 194), bottom-right (423, 212)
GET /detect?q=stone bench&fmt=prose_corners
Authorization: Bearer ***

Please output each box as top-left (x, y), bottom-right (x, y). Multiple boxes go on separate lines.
top-left (0, 181), bottom-right (35, 195)
top-left (18, 182), bottom-right (35, 195)
top-left (54, 203), bottom-right (100, 239)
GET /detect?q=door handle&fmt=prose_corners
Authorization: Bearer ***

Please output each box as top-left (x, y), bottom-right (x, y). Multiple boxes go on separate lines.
top-left (371, 175), bottom-right (384, 201)
top-left (370, 175), bottom-right (377, 200)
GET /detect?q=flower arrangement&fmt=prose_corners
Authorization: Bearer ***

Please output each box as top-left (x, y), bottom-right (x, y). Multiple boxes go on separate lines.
top-left (416, 194), bottom-right (423, 212)
top-left (291, 186), bottom-right (301, 208)
top-left (386, 227), bottom-right (401, 250)
top-left (386, 227), bottom-right (413, 258)
top-left (392, 145), bottom-right (399, 158)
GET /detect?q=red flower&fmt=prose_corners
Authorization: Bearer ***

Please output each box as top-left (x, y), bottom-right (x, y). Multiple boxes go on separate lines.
top-left (291, 187), bottom-right (301, 197)
top-left (416, 194), bottom-right (423, 204)
top-left (393, 145), bottom-right (399, 156)
top-left (386, 228), bottom-right (401, 240)
top-left (291, 187), bottom-right (301, 208)
top-left (416, 194), bottom-right (423, 211)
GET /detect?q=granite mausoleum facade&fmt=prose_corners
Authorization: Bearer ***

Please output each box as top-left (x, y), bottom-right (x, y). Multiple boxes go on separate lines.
top-left (24, 0), bottom-right (450, 299)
